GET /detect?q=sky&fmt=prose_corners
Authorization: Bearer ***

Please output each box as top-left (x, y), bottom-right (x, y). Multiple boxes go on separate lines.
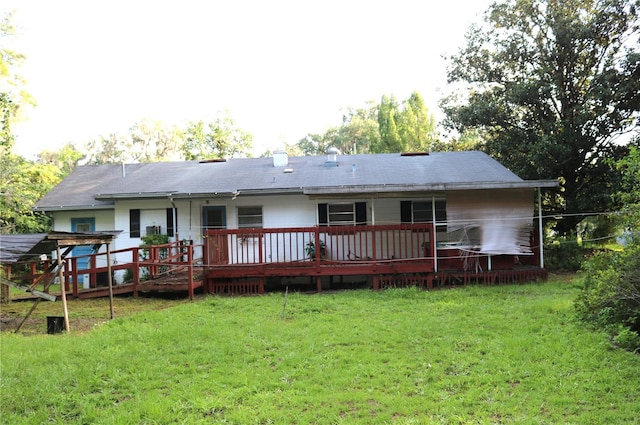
top-left (3, 0), bottom-right (492, 159)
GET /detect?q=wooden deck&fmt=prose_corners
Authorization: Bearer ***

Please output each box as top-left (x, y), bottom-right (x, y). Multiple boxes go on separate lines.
top-left (3, 224), bottom-right (549, 301)
top-left (202, 224), bottom-right (548, 294)
top-left (204, 224), bottom-right (437, 293)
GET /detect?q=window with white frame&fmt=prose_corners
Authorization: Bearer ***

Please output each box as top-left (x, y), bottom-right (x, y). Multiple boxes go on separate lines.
top-left (237, 206), bottom-right (263, 228)
top-left (401, 199), bottom-right (447, 231)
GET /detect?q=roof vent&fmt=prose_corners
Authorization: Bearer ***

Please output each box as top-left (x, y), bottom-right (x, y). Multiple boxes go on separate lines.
top-left (273, 150), bottom-right (288, 167)
top-left (400, 152), bottom-right (430, 157)
top-left (325, 147), bottom-right (341, 167)
top-left (199, 158), bottom-right (227, 163)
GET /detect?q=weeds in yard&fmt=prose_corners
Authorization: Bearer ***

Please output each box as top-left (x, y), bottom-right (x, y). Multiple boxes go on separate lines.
top-left (1, 278), bottom-right (639, 424)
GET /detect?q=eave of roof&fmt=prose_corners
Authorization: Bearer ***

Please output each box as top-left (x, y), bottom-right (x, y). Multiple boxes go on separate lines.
top-left (94, 192), bottom-right (176, 200)
top-left (303, 180), bottom-right (559, 195)
top-left (33, 204), bottom-right (114, 212)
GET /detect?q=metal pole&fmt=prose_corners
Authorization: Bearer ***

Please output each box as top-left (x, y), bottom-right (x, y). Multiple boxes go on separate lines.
top-left (538, 188), bottom-right (544, 269)
top-left (432, 197), bottom-right (438, 273)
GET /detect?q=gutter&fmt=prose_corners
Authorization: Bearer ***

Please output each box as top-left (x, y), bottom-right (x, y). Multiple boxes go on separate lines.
top-left (303, 180), bottom-right (559, 195)
top-left (33, 205), bottom-right (114, 212)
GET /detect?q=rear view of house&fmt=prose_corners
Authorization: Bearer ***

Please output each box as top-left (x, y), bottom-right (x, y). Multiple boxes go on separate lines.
top-left (34, 150), bottom-right (558, 293)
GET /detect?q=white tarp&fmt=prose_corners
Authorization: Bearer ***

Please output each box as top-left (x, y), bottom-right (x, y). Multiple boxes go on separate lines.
top-left (446, 189), bottom-right (534, 255)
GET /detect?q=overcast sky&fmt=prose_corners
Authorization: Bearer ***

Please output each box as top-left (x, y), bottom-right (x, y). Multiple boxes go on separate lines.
top-left (3, 0), bottom-right (492, 159)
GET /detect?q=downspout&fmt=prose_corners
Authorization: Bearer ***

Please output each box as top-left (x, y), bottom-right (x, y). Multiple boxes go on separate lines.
top-left (189, 200), bottom-right (192, 241)
top-left (538, 188), bottom-right (544, 269)
top-left (370, 198), bottom-right (375, 224)
top-left (170, 198), bottom-right (179, 242)
top-left (432, 196), bottom-right (438, 273)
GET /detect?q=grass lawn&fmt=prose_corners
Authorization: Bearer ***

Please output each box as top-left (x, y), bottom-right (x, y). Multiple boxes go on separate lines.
top-left (1, 275), bottom-right (639, 424)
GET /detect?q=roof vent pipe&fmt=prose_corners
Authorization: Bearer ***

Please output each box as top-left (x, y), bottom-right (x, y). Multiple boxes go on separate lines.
top-left (122, 163), bottom-right (125, 178)
top-left (325, 147), bottom-right (340, 167)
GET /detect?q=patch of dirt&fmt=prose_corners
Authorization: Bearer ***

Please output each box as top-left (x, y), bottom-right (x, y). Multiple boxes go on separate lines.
top-left (1, 292), bottom-right (197, 336)
top-left (0, 315), bottom-right (107, 335)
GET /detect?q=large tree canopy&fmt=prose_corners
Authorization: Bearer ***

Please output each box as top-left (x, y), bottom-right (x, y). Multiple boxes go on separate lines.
top-left (442, 0), bottom-right (640, 235)
top-left (295, 101), bottom-right (380, 156)
top-left (182, 112), bottom-right (253, 160)
top-left (295, 91), bottom-right (440, 155)
top-left (84, 119), bottom-right (184, 164)
top-left (374, 92), bottom-right (441, 153)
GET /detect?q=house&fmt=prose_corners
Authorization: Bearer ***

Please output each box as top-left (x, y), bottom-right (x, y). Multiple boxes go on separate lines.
top-left (34, 150), bottom-right (558, 292)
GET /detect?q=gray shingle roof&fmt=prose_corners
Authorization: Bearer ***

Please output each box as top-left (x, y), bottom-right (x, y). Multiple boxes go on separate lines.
top-left (34, 151), bottom-right (557, 210)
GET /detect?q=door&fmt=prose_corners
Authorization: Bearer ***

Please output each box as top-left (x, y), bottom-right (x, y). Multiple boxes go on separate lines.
top-left (71, 218), bottom-right (95, 285)
top-left (202, 206), bottom-right (228, 265)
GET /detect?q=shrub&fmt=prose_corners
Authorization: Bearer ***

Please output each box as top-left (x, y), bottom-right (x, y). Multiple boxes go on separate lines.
top-left (544, 235), bottom-right (586, 272)
top-left (613, 326), bottom-right (640, 353)
top-left (575, 237), bottom-right (640, 352)
top-left (121, 234), bottom-right (171, 282)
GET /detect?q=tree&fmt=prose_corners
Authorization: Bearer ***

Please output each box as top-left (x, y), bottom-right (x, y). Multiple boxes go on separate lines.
top-left (374, 92), bottom-right (441, 153)
top-left (128, 119), bottom-right (183, 162)
top-left (1, 155), bottom-right (59, 233)
top-left (295, 132), bottom-right (335, 156)
top-left (84, 133), bottom-right (129, 164)
top-left (295, 92), bottom-right (438, 156)
top-left (396, 91), bottom-right (441, 152)
top-left (1, 11), bottom-right (35, 153)
top-left (374, 94), bottom-right (403, 153)
top-left (442, 0), bottom-right (640, 236)
top-left (182, 112), bottom-right (253, 160)
top-left (295, 102), bottom-right (380, 156)
top-left (83, 119), bottom-right (186, 164)
top-left (575, 146), bottom-right (640, 352)
top-left (37, 142), bottom-right (85, 176)
top-left (0, 11), bottom-right (52, 234)
top-left (336, 102), bottom-right (381, 154)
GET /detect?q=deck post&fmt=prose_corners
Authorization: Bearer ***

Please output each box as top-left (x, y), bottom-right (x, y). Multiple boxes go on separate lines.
top-left (107, 244), bottom-right (115, 319)
top-left (1, 265), bottom-right (11, 303)
top-left (30, 262), bottom-right (37, 286)
top-left (70, 257), bottom-right (78, 298)
top-left (314, 229), bottom-right (322, 293)
top-left (132, 247), bottom-right (139, 298)
top-left (187, 243), bottom-right (194, 300)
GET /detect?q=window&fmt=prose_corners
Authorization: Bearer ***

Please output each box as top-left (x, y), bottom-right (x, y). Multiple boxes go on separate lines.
top-left (166, 208), bottom-right (176, 237)
top-left (318, 202), bottom-right (367, 226)
top-left (237, 206), bottom-right (263, 228)
top-left (130, 209), bottom-right (141, 238)
top-left (146, 225), bottom-right (161, 236)
top-left (401, 199), bottom-right (447, 230)
top-left (75, 223), bottom-right (92, 232)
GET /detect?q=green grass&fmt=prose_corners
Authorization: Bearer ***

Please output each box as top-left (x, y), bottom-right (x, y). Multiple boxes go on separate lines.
top-left (2, 277), bottom-right (639, 424)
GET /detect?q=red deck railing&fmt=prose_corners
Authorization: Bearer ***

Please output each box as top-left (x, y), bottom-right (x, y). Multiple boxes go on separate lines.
top-left (204, 224), bottom-right (436, 292)
top-left (205, 224), bottom-right (434, 265)
top-left (59, 240), bottom-right (202, 299)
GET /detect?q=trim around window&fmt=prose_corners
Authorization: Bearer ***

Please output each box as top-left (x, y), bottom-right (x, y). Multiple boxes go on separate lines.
top-left (401, 199), bottom-right (447, 230)
top-left (318, 202), bottom-right (367, 226)
top-left (237, 206), bottom-right (263, 228)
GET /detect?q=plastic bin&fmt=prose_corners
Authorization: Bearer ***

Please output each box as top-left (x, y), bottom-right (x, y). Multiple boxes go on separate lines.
top-left (47, 316), bottom-right (65, 334)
